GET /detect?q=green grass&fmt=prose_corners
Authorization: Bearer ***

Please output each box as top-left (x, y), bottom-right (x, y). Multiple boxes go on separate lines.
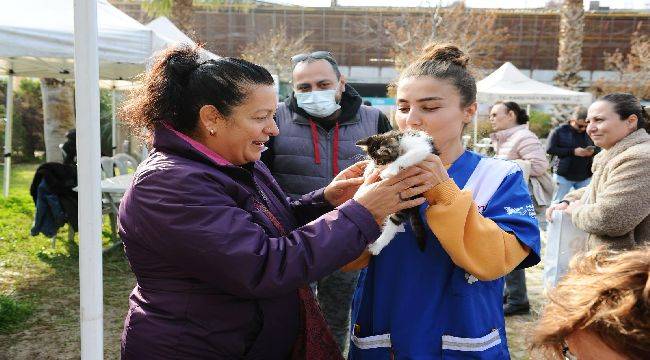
top-left (0, 163), bottom-right (135, 358)
top-left (0, 294), bottom-right (33, 333)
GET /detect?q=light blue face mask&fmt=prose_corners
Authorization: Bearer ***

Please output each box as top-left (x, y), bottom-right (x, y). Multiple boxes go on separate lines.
top-left (295, 86), bottom-right (341, 118)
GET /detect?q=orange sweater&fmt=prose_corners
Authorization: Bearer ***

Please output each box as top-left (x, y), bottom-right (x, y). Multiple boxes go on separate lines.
top-left (342, 179), bottom-right (530, 280)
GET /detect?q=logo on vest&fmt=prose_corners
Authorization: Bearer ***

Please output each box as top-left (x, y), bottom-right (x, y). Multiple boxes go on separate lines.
top-left (465, 272), bottom-right (479, 284)
top-left (504, 204), bottom-right (536, 218)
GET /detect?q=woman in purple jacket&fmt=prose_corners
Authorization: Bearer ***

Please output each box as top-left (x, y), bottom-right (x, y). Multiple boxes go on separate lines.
top-left (117, 45), bottom-right (434, 359)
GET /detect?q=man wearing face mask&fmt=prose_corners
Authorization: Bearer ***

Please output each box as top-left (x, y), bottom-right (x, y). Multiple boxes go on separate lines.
top-left (261, 51), bottom-right (391, 355)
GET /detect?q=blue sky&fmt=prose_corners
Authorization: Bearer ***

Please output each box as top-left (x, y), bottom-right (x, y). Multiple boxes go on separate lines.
top-left (259, 0), bottom-right (650, 9)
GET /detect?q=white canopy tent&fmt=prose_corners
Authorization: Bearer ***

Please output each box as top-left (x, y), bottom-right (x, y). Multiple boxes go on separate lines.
top-left (0, 0), bottom-right (168, 195)
top-left (0, 0), bottom-right (166, 80)
top-left (473, 62), bottom-right (593, 147)
top-left (146, 17), bottom-right (196, 47)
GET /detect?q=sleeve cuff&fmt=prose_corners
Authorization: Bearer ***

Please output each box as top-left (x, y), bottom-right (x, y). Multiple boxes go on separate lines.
top-left (301, 188), bottom-right (335, 210)
top-left (338, 199), bottom-right (381, 244)
top-left (424, 179), bottom-right (461, 205)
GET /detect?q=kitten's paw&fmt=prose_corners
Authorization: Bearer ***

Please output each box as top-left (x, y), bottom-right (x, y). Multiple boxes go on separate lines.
top-left (368, 242), bottom-right (383, 255)
top-left (380, 166), bottom-right (399, 179)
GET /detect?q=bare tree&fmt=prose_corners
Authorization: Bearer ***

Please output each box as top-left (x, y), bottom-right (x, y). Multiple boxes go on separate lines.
top-left (240, 25), bottom-right (313, 83)
top-left (591, 23), bottom-right (650, 99)
top-left (381, 3), bottom-right (509, 75)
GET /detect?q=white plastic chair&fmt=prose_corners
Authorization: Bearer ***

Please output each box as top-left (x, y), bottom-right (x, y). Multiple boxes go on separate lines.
top-left (100, 156), bottom-right (115, 178)
top-left (112, 153), bottom-right (139, 175)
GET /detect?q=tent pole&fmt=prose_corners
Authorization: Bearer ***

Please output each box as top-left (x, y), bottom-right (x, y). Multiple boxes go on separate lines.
top-left (3, 74), bottom-right (14, 197)
top-left (73, 0), bottom-right (103, 358)
top-left (526, 104), bottom-right (531, 116)
top-left (111, 88), bottom-right (117, 155)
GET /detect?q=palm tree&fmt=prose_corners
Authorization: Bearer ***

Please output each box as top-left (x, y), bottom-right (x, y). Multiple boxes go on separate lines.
top-left (142, 0), bottom-right (239, 36)
top-left (554, 0), bottom-right (584, 90)
top-left (142, 0), bottom-right (195, 35)
top-left (40, 79), bottom-right (75, 162)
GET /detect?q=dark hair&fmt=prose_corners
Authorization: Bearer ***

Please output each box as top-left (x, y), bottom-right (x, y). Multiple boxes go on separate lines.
top-left (292, 51), bottom-right (341, 79)
top-left (573, 106), bottom-right (588, 121)
top-left (494, 101), bottom-right (529, 125)
top-left (399, 43), bottom-right (476, 107)
top-left (600, 93), bottom-right (650, 133)
top-left (120, 44), bottom-right (274, 136)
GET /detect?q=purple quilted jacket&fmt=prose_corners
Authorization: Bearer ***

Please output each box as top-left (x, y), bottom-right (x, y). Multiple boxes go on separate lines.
top-left (119, 126), bottom-right (380, 359)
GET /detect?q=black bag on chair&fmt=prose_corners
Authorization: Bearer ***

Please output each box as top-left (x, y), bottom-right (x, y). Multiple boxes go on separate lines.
top-left (30, 163), bottom-right (78, 236)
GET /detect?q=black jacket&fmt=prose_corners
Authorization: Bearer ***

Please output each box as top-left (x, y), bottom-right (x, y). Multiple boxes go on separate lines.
top-left (261, 84), bottom-right (392, 168)
top-left (546, 124), bottom-right (596, 181)
top-left (30, 163), bottom-right (78, 236)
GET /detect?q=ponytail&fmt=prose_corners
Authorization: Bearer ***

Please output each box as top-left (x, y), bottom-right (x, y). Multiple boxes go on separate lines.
top-left (120, 44), bottom-right (274, 138)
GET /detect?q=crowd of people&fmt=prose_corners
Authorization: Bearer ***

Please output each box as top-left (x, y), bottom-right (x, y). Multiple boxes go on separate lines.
top-left (115, 42), bottom-right (649, 359)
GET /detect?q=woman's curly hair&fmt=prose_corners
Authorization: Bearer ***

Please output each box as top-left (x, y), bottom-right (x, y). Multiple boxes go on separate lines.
top-left (119, 44), bottom-right (274, 142)
top-left (531, 246), bottom-right (650, 359)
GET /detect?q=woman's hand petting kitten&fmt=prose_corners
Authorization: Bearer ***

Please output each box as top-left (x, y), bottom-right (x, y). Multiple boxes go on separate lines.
top-left (324, 160), bottom-right (369, 207)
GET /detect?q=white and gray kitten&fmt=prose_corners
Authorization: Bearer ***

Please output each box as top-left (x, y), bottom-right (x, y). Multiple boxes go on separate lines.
top-left (356, 130), bottom-right (438, 255)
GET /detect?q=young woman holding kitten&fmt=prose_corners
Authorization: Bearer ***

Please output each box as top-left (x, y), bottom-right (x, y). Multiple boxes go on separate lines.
top-left (346, 44), bottom-right (541, 359)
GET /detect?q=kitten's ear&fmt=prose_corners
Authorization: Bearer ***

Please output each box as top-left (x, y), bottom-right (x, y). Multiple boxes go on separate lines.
top-left (356, 137), bottom-right (370, 151)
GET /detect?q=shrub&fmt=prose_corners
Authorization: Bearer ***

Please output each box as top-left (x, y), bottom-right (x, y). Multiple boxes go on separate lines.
top-left (529, 110), bottom-right (553, 138)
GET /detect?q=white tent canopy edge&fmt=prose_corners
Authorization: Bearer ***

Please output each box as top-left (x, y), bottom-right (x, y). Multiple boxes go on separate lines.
top-left (473, 62), bottom-right (594, 149)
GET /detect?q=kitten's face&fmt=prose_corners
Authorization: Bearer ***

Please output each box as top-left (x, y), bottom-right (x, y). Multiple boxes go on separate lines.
top-left (356, 131), bottom-right (402, 165)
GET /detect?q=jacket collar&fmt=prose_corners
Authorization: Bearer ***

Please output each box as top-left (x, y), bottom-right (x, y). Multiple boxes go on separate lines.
top-left (152, 125), bottom-right (267, 175)
top-left (593, 129), bottom-right (650, 168)
top-left (490, 124), bottom-right (529, 144)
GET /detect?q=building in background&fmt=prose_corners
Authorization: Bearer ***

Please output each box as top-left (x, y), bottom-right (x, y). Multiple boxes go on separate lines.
top-left (112, 1), bottom-right (649, 100)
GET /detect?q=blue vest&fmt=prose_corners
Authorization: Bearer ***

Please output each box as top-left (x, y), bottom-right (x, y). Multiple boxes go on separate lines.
top-left (349, 151), bottom-right (541, 360)
top-left (272, 103), bottom-right (380, 198)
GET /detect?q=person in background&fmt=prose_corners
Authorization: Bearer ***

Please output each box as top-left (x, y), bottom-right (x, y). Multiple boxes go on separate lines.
top-left (546, 93), bottom-right (650, 251)
top-left (261, 51), bottom-right (392, 354)
top-left (117, 45), bottom-right (432, 359)
top-left (531, 247), bottom-right (649, 360)
top-left (61, 128), bottom-right (77, 165)
top-left (490, 100), bottom-right (551, 316)
top-left (546, 107), bottom-right (596, 203)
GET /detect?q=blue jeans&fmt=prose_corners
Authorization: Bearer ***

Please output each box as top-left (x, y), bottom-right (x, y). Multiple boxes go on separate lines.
top-left (552, 174), bottom-right (591, 203)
